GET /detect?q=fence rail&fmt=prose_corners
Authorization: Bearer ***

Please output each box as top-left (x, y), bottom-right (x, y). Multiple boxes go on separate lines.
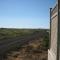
top-left (51, 4), bottom-right (58, 16)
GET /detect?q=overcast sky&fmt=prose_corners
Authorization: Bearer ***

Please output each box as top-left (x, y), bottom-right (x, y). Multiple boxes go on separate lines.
top-left (0, 0), bottom-right (56, 29)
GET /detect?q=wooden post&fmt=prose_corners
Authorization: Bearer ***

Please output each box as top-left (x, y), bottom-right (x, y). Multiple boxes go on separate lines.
top-left (49, 8), bottom-right (52, 49)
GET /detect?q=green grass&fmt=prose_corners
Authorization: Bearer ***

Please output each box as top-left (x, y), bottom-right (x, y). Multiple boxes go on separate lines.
top-left (0, 28), bottom-right (49, 50)
top-left (0, 28), bottom-right (49, 40)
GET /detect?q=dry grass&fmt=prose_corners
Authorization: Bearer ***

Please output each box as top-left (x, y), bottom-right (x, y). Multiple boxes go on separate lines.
top-left (5, 38), bottom-right (48, 60)
top-left (0, 29), bottom-right (49, 60)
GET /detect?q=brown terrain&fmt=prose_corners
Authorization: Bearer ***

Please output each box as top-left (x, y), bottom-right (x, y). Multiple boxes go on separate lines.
top-left (0, 29), bottom-right (49, 60)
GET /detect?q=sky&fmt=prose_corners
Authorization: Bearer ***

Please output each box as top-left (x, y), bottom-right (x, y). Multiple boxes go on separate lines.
top-left (0, 0), bottom-right (56, 29)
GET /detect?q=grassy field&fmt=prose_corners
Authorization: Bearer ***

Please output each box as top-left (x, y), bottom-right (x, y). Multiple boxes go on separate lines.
top-left (0, 28), bottom-right (49, 60)
top-left (0, 28), bottom-right (35, 40)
